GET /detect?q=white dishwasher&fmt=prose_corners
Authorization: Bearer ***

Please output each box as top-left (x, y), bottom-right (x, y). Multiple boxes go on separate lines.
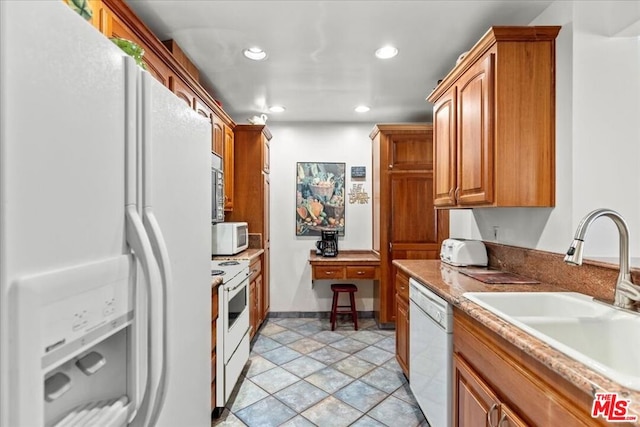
top-left (409, 278), bottom-right (453, 427)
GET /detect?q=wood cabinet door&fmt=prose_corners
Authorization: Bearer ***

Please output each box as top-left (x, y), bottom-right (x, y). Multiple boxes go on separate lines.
top-left (263, 174), bottom-right (270, 244)
top-left (262, 247), bottom-right (270, 320)
top-left (211, 114), bottom-right (224, 156)
top-left (387, 173), bottom-right (447, 306)
top-left (255, 274), bottom-right (263, 325)
top-left (457, 52), bottom-right (494, 206)
top-left (454, 354), bottom-right (501, 427)
top-left (499, 405), bottom-right (529, 427)
top-left (433, 87), bottom-right (457, 207)
top-left (395, 295), bottom-right (409, 376)
top-left (262, 136), bottom-right (270, 173)
top-left (169, 75), bottom-right (195, 109)
top-left (249, 279), bottom-right (256, 339)
top-left (387, 131), bottom-right (433, 171)
top-left (223, 125), bottom-right (234, 210)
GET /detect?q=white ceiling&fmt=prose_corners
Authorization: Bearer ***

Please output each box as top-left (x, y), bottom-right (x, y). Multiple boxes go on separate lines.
top-left (126, 0), bottom-right (554, 124)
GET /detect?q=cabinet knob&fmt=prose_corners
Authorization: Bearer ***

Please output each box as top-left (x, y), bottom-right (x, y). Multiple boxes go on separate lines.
top-left (388, 164), bottom-right (393, 169)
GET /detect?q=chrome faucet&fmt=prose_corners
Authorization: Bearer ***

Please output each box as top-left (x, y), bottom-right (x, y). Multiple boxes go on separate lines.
top-left (564, 208), bottom-right (640, 310)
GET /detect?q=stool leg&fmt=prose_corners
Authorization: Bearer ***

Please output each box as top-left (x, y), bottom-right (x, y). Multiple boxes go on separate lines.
top-left (330, 291), bottom-right (339, 331)
top-left (349, 291), bottom-right (358, 331)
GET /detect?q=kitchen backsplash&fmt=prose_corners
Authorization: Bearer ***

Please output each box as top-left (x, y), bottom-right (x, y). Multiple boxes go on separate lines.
top-left (484, 242), bottom-right (640, 302)
top-left (248, 233), bottom-right (262, 249)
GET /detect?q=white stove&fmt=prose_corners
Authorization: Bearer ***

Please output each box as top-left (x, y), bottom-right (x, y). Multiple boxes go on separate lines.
top-left (211, 259), bottom-right (249, 284)
top-left (212, 259), bottom-right (250, 408)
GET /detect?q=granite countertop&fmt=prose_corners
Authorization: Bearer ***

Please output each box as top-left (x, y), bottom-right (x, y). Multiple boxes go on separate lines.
top-left (393, 259), bottom-right (640, 420)
top-left (212, 248), bottom-right (264, 262)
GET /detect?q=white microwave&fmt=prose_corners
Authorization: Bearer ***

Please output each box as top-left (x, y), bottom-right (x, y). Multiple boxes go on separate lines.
top-left (212, 222), bottom-right (249, 255)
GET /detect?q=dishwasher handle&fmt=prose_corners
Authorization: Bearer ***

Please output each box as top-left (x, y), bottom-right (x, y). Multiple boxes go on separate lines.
top-left (409, 278), bottom-right (453, 332)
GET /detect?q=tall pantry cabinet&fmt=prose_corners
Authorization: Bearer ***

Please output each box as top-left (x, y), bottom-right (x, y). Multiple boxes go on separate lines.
top-left (226, 125), bottom-right (271, 322)
top-left (370, 124), bottom-right (449, 327)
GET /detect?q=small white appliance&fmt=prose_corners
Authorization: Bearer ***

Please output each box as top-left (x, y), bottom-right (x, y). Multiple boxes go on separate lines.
top-left (409, 278), bottom-right (453, 427)
top-left (212, 222), bottom-right (249, 255)
top-left (1, 3), bottom-right (212, 426)
top-left (211, 260), bottom-right (250, 407)
top-left (440, 238), bottom-right (488, 266)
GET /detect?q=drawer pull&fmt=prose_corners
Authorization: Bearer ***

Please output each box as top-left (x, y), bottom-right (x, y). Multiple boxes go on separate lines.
top-left (356, 271), bottom-right (365, 275)
top-left (325, 271), bottom-right (334, 275)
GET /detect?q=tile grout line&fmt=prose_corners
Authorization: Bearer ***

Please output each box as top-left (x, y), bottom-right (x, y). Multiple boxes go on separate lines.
top-left (213, 318), bottom-right (427, 427)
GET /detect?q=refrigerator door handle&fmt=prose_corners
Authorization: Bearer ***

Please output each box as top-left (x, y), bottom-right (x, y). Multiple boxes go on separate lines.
top-left (140, 71), bottom-right (170, 425)
top-left (142, 209), bottom-right (171, 426)
top-left (124, 57), bottom-right (163, 427)
top-left (125, 205), bottom-right (163, 427)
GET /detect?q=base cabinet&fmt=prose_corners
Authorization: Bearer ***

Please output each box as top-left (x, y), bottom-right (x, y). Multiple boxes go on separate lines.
top-left (453, 309), bottom-right (615, 426)
top-left (394, 269), bottom-right (410, 376)
top-left (249, 255), bottom-right (263, 339)
top-left (454, 354), bottom-right (526, 427)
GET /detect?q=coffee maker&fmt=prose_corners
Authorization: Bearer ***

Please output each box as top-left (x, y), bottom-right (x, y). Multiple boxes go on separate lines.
top-left (315, 230), bottom-right (339, 257)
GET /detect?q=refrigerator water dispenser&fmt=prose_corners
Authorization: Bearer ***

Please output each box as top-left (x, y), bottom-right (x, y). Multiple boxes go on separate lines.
top-left (9, 255), bottom-right (137, 426)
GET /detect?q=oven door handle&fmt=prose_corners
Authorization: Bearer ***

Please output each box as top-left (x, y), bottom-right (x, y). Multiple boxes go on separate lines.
top-left (226, 275), bottom-right (249, 293)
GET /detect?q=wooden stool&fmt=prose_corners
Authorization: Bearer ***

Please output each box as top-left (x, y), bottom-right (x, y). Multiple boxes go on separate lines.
top-left (330, 283), bottom-right (358, 331)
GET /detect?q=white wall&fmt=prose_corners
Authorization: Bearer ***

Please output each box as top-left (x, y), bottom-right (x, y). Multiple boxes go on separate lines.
top-left (268, 122), bottom-right (376, 313)
top-left (451, 0), bottom-right (640, 259)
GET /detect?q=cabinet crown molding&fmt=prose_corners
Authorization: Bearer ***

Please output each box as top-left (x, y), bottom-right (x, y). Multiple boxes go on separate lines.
top-left (427, 26), bottom-right (561, 102)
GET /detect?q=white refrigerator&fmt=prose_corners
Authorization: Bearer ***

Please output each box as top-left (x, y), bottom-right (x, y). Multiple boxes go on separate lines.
top-left (0, 2), bottom-right (212, 426)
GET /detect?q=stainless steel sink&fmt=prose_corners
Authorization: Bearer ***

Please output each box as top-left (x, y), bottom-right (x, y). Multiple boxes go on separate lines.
top-left (464, 292), bottom-right (640, 390)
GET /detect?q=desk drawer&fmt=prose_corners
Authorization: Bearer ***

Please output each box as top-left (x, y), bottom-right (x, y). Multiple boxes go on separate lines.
top-left (313, 266), bottom-right (345, 280)
top-left (346, 266), bottom-right (377, 279)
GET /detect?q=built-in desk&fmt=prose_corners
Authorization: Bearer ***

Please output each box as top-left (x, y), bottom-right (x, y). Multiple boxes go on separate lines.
top-left (308, 250), bottom-right (380, 281)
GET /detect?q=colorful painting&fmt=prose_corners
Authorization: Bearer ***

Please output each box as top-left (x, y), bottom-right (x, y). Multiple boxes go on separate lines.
top-left (296, 162), bottom-right (345, 236)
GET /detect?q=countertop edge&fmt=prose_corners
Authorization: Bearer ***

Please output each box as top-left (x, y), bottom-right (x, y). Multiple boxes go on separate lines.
top-left (212, 248), bottom-right (264, 262)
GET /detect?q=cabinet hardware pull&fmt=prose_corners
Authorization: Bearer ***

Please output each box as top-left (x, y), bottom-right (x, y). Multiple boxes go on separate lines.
top-left (454, 187), bottom-right (460, 201)
top-left (498, 413), bottom-right (507, 427)
top-left (487, 403), bottom-right (498, 427)
top-left (389, 164), bottom-right (393, 169)
top-left (357, 271), bottom-right (364, 275)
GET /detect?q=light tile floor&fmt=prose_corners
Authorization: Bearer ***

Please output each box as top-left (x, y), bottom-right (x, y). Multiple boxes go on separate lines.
top-left (212, 317), bottom-right (428, 427)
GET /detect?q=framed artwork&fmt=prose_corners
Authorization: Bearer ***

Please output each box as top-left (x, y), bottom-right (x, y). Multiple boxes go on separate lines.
top-left (296, 162), bottom-right (346, 236)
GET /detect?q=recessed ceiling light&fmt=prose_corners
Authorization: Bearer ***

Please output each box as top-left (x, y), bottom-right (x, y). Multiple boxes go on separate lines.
top-left (355, 105), bottom-right (370, 113)
top-left (243, 47), bottom-right (267, 61)
top-left (269, 105), bottom-right (286, 113)
top-left (375, 46), bottom-right (398, 59)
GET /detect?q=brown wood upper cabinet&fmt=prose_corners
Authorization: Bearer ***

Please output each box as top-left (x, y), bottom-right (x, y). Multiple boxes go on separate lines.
top-left (428, 26), bottom-right (560, 208)
top-left (223, 125), bottom-right (234, 210)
